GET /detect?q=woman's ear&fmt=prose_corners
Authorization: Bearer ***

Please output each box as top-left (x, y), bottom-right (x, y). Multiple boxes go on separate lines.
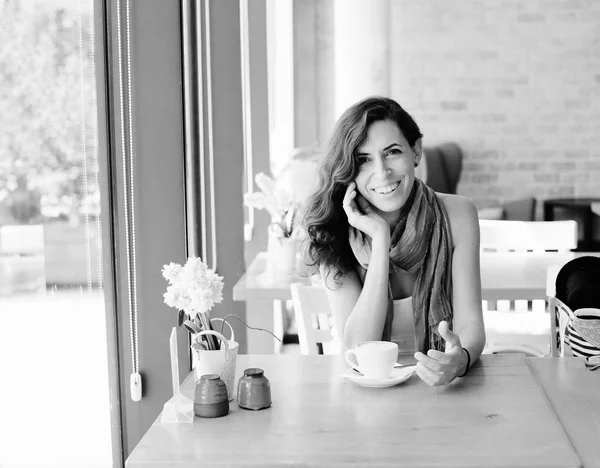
top-left (412, 138), bottom-right (423, 167)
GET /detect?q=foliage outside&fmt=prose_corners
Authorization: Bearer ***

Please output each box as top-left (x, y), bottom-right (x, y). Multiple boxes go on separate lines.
top-left (0, 0), bottom-right (97, 226)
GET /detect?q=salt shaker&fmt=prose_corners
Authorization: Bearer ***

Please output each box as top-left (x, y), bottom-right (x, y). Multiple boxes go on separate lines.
top-left (194, 374), bottom-right (229, 418)
top-left (237, 368), bottom-right (272, 411)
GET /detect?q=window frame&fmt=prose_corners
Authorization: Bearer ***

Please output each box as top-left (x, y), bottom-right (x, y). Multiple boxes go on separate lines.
top-left (97, 0), bottom-right (248, 461)
top-left (99, 0), bottom-right (189, 460)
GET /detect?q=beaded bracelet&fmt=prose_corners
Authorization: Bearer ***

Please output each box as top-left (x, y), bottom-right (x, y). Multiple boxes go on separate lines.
top-left (458, 347), bottom-right (471, 377)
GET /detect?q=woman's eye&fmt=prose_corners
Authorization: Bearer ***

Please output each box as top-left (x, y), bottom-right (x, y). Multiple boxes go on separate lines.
top-left (357, 156), bottom-right (369, 165)
top-left (386, 148), bottom-right (402, 157)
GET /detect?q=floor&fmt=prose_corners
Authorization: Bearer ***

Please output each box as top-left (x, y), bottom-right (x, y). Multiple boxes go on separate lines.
top-left (0, 286), bottom-right (308, 468)
top-left (0, 289), bottom-right (112, 468)
top-left (0, 288), bottom-right (301, 468)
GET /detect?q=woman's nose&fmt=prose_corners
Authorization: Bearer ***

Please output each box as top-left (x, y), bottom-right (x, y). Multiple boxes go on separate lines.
top-left (374, 159), bottom-right (392, 176)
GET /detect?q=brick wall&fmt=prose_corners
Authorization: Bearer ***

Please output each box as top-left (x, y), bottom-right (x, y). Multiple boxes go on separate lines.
top-left (296, 0), bottom-right (600, 220)
top-left (389, 0), bottom-right (600, 217)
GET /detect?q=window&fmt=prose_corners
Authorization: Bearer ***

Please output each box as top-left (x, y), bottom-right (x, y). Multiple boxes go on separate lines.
top-left (0, 0), bottom-right (112, 466)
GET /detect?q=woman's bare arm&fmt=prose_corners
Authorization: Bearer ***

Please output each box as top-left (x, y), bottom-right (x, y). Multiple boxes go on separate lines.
top-left (414, 194), bottom-right (486, 385)
top-left (323, 182), bottom-right (392, 349)
top-left (444, 194), bottom-right (486, 366)
top-left (323, 233), bottom-right (390, 349)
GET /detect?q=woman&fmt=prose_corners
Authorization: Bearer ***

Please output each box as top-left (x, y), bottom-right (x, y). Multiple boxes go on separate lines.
top-left (303, 96), bottom-right (485, 386)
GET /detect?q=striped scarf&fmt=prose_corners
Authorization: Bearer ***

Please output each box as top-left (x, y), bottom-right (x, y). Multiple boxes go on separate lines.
top-left (349, 179), bottom-right (453, 353)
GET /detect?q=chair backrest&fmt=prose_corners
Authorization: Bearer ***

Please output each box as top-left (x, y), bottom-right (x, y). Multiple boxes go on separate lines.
top-left (503, 197), bottom-right (537, 221)
top-left (478, 197), bottom-right (537, 221)
top-left (479, 220), bottom-right (578, 253)
top-left (423, 143), bottom-right (463, 194)
top-left (290, 282), bottom-right (334, 355)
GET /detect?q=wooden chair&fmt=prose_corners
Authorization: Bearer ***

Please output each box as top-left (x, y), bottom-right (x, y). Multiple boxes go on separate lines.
top-left (290, 282), bottom-right (338, 355)
top-left (480, 220), bottom-right (578, 356)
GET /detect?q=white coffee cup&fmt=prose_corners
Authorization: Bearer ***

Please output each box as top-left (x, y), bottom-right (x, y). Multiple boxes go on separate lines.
top-left (344, 341), bottom-right (398, 379)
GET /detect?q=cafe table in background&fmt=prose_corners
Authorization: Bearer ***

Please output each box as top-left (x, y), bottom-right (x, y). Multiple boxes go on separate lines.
top-left (127, 354), bottom-right (600, 467)
top-left (234, 251), bottom-right (599, 353)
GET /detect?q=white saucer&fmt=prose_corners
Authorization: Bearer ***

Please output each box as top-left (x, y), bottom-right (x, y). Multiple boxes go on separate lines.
top-left (341, 365), bottom-right (416, 388)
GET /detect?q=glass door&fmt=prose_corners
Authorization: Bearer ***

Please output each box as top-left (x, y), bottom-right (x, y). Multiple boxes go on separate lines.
top-left (0, 0), bottom-right (113, 466)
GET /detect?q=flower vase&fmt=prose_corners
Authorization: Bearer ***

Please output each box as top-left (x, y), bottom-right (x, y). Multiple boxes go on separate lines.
top-left (191, 330), bottom-right (239, 401)
top-left (267, 228), bottom-right (297, 278)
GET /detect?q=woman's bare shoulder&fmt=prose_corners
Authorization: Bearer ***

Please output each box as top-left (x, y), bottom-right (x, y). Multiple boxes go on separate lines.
top-left (437, 193), bottom-right (477, 218)
top-left (436, 193), bottom-right (479, 247)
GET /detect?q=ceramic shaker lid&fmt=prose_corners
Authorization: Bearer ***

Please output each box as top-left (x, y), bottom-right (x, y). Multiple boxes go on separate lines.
top-left (200, 374), bottom-right (220, 381)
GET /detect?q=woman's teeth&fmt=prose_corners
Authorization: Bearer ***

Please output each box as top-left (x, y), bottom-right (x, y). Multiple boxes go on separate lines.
top-left (372, 181), bottom-right (400, 194)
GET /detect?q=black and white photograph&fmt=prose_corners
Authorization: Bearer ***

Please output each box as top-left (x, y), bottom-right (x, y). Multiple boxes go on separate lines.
top-left (1, 1), bottom-right (599, 467)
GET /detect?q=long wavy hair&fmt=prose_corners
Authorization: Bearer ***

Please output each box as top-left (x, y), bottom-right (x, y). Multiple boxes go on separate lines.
top-left (303, 96), bottom-right (423, 285)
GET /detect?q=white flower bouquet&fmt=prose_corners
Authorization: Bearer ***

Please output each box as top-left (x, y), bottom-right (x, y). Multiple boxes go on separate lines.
top-left (162, 256), bottom-right (224, 350)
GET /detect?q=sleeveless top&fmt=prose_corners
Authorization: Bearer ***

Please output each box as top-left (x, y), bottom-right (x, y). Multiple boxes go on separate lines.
top-left (390, 296), bottom-right (416, 353)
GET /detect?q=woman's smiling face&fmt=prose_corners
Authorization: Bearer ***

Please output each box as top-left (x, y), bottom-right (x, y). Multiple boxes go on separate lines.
top-left (354, 119), bottom-right (422, 225)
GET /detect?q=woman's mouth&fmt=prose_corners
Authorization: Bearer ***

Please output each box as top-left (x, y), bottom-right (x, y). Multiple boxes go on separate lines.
top-left (371, 181), bottom-right (400, 195)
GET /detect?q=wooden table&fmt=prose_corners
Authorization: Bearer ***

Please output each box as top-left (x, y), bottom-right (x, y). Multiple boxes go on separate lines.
top-left (233, 252), bottom-right (598, 352)
top-left (527, 358), bottom-right (600, 468)
top-left (127, 354), bottom-right (598, 467)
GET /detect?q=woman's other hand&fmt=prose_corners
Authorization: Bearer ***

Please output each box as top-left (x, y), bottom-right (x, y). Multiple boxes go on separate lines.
top-left (413, 321), bottom-right (469, 386)
top-left (343, 182), bottom-right (389, 241)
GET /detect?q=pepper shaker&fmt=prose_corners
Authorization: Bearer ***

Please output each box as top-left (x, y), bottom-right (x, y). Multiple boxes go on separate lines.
top-left (194, 374), bottom-right (229, 418)
top-left (237, 368), bottom-right (272, 410)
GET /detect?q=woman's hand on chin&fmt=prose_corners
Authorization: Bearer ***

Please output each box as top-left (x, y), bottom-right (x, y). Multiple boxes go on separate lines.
top-left (343, 182), bottom-right (389, 242)
top-left (413, 321), bottom-right (468, 386)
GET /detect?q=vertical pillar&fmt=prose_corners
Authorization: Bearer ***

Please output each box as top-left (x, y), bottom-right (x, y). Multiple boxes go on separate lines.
top-left (333, 0), bottom-right (391, 118)
top-left (266, 0), bottom-right (294, 173)
top-left (293, 0), bottom-right (318, 148)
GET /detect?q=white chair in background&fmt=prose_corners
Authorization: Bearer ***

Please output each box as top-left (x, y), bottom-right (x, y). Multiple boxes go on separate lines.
top-left (290, 282), bottom-right (339, 355)
top-left (547, 294), bottom-right (573, 359)
top-left (479, 219), bottom-right (578, 253)
top-left (480, 219), bottom-right (578, 310)
top-left (480, 219), bottom-right (578, 356)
